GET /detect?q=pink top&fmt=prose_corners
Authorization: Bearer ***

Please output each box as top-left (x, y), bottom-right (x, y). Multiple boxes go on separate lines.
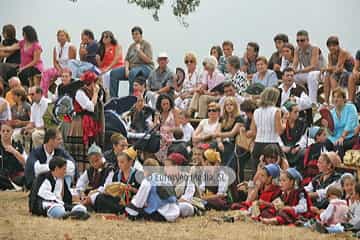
top-left (19, 39), bottom-right (44, 72)
top-left (201, 70), bottom-right (225, 91)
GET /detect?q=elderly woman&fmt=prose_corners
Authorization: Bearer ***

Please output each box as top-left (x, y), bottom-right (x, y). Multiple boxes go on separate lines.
top-left (189, 56), bottom-right (225, 118)
top-left (305, 152), bottom-right (342, 209)
top-left (322, 88), bottom-right (358, 156)
top-left (248, 87), bottom-right (286, 174)
top-left (225, 55), bottom-right (248, 95)
top-left (192, 102), bottom-right (220, 146)
top-left (174, 52), bottom-right (201, 110)
top-left (0, 25), bottom-right (44, 86)
top-left (0, 123), bottom-right (26, 189)
top-left (41, 29), bottom-right (77, 96)
top-left (252, 57), bottom-right (278, 88)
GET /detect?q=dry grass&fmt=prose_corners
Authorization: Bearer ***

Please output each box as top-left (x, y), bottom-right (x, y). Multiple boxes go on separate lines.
top-left (0, 192), bottom-right (356, 240)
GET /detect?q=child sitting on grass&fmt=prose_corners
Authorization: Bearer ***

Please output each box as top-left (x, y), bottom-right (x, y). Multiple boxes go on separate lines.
top-left (231, 163), bottom-right (281, 219)
top-left (260, 168), bottom-right (312, 225)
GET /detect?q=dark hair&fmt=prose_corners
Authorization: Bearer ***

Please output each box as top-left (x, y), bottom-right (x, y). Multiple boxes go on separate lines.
top-left (0, 81), bottom-right (3, 96)
top-left (22, 25), bottom-right (38, 43)
top-left (296, 30), bottom-right (309, 38)
top-left (283, 67), bottom-right (296, 74)
top-left (240, 99), bottom-right (257, 113)
top-left (263, 144), bottom-right (282, 159)
top-left (49, 156), bottom-right (67, 171)
top-left (282, 43), bottom-right (295, 56)
top-left (326, 36), bottom-right (339, 47)
top-left (315, 127), bottom-right (326, 139)
top-left (44, 128), bottom-right (60, 144)
top-left (222, 40), bottom-right (234, 49)
top-left (227, 55), bottom-right (241, 70)
top-left (2, 24), bottom-right (16, 40)
top-left (273, 33), bottom-right (289, 43)
top-left (133, 75), bottom-right (146, 86)
top-left (173, 128), bottom-right (184, 140)
top-left (82, 29), bottom-right (95, 40)
top-left (131, 26), bottom-right (143, 35)
top-left (12, 87), bottom-right (27, 101)
top-left (223, 81), bottom-right (235, 89)
top-left (210, 46), bottom-right (223, 61)
top-left (355, 183), bottom-right (360, 195)
top-left (35, 86), bottom-right (43, 94)
top-left (98, 31), bottom-right (118, 60)
top-left (247, 42), bottom-right (260, 54)
top-left (156, 94), bottom-right (174, 112)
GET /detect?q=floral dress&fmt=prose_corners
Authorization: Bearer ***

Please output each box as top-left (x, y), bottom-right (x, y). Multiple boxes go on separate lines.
top-left (155, 110), bottom-right (176, 163)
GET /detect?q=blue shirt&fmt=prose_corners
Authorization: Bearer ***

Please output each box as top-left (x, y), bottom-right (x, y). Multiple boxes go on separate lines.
top-left (252, 69), bottom-right (278, 88)
top-left (328, 103), bottom-right (359, 143)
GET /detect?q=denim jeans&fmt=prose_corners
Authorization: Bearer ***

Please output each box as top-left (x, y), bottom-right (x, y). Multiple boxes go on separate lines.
top-left (68, 60), bottom-right (99, 79)
top-left (109, 65), bottom-right (151, 97)
top-left (47, 204), bottom-right (87, 219)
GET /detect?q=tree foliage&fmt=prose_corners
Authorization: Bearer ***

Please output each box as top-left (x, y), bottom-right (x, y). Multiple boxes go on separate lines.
top-left (69, 0), bottom-right (200, 27)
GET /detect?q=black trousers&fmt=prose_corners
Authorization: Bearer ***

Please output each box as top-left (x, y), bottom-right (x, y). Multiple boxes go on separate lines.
top-left (94, 194), bottom-right (124, 214)
top-left (16, 66), bottom-right (41, 86)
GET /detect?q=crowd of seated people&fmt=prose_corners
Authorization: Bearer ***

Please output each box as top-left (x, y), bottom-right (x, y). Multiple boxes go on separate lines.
top-left (2, 24), bottom-right (360, 235)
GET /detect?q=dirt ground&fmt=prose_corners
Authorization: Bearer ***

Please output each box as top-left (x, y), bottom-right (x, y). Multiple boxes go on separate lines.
top-left (0, 191), bottom-right (356, 240)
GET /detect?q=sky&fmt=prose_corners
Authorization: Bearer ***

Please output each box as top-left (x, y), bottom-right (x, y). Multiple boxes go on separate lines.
top-left (1, 0), bottom-right (359, 69)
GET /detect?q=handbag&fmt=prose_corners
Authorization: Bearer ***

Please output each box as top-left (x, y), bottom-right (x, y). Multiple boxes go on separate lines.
top-left (235, 129), bottom-right (253, 151)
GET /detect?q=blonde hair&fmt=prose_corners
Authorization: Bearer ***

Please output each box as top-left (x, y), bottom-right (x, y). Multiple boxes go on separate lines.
top-left (57, 29), bottom-right (71, 42)
top-left (203, 56), bottom-right (218, 70)
top-left (184, 52), bottom-right (197, 65)
top-left (221, 96), bottom-right (240, 130)
top-left (208, 102), bottom-right (220, 111)
top-left (259, 87), bottom-right (280, 107)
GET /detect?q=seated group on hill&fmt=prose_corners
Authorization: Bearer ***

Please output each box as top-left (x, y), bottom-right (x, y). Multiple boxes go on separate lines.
top-left (2, 24), bottom-right (360, 234)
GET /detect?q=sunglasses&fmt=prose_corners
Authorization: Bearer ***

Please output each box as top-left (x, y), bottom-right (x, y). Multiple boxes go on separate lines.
top-left (103, 35), bottom-right (110, 39)
top-left (185, 60), bottom-right (194, 64)
top-left (208, 109), bottom-right (219, 113)
top-left (296, 38), bottom-right (306, 43)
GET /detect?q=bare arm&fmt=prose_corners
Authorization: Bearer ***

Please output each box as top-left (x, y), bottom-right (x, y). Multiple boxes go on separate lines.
top-left (218, 122), bottom-right (242, 138)
top-left (0, 43), bottom-right (20, 52)
top-left (68, 45), bottom-right (77, 60)
top-left (275, 109), bottom-right (286, 135)
top-left (292, 49), bottom-right (299, 70)
top-left (248, 118), bottom-right (257, 138)
top-left (298, 47), bottom-right (319, 73)
top-left (53, 47), bottom-right (62, 71)
top-left (335, 50), bottom-right (348, 73)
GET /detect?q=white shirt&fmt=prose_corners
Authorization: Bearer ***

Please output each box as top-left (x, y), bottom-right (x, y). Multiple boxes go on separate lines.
top-left (197, 119), bottom-right (219, 137)
top-left (75, 89), bottom-right (94, 112)
top-left (30, 97), bottom-right (49, 128)
top-left (55, 42), bottom-right (72, 68)
top-left (38, 176), bottom-right (64, 209)
top-left (279, 82), bottom-right (312, 111)
top-left (0, 97), bottom-right (11, 121)
top-left (34, 146), bottom-right (75, 178)
top-left (254, 106), bottom-right (281, 143)
top-left (182, 123), bottom-right (194, 142)
top-left (127, 177), bottom-right (180, 222)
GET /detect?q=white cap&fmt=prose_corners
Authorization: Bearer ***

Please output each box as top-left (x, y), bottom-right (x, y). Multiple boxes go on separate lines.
top-left (158, 52), bottom-right (168, 59)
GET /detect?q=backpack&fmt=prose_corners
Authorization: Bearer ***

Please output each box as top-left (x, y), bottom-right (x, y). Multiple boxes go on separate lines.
top-left (43, 95), bottom-right (74, 129)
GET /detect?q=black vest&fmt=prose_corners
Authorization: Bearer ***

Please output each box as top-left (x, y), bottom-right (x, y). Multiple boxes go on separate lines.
top-left (29, 172), bottom-right (72, 216)
top-left (277, 84), bottom-right (312, 126)
top-left (86, 163), bottom-right (113, 191)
